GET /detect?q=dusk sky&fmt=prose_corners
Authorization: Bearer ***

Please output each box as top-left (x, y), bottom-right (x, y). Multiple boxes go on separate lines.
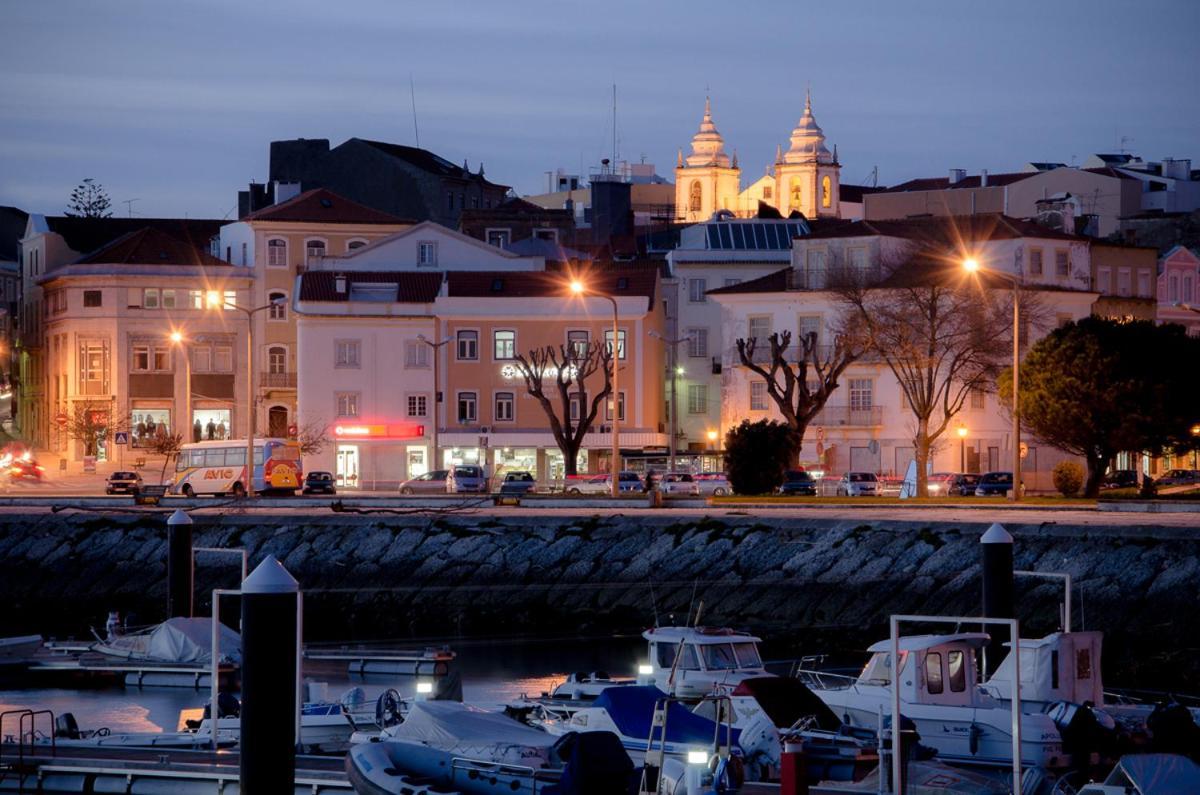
top-left (2, 0), bottom-right (1197, 219)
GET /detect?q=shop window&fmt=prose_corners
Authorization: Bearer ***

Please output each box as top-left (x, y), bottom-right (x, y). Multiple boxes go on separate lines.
top-left (130, 410), bottom-right (171, 447)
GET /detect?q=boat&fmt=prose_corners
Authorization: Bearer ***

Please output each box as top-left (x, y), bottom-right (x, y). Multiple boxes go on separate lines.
top-left (636, 626), bottom-right (769, 699)
top-left (179, 688), bottom-right (362, 753)
top-left (23, 711), bottom-right (238, 749)
top-left (799, 632), bottom-right (1067, 771)
top-left (91, 616), bottom-right (241, 665)
top-left (1077, 753), bottom-right (1200, 794)
top-left (345, 700), bottom-right (634, 795)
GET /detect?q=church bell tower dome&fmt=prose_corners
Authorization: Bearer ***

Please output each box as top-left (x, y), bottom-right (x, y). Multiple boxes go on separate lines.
top-left (685, 97), bottom-right (732, 168)
top-left (782, 90), bottom-right (834, 165)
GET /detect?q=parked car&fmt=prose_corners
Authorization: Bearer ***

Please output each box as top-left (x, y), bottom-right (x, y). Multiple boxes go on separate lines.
top-left (945, 473), bottom-right (982, 496)
top-left (1101, 470), bottom-right (1139, 490)
top-left (398, 470), bottom-right (449, 494)
top-left (694, 472), bottom-right (731, 496)
top-left (105, 471), bottom-right (143, 495)
top-left (1155, 469), bottom-right (1200, 487)
top-left (498, 471), bottom-right (537, 495)
top-left (564, 471), bottom-right (643, 495)
top-left (658, 472), bottom-right (700, 496)
top-left (302, 471), bottom-right (336, 495)
top-left (778, 469), bottom-right (818, 496)
top-left (974, 471), bottom-right (1024, 497)
top-left (836, 471), bottom-right (878, 497)
top-left (446, 465), bottom-right (489, 494)
top-left (925, 473), bottom-right (957, 496)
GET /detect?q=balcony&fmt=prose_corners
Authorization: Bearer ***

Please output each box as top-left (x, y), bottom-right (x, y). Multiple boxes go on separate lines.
top-left (787, 265), bottom-right (882, 290)
top-left (259, 371), bottom-right (297, 389)
top-left (812, 404), bottom-right (883, 427)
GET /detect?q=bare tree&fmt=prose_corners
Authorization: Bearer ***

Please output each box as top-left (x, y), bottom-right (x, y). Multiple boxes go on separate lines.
top-left (510, 341), bottom-right (613, 476)
top-left (839, 255), bottom-right (1012, 496)
top-left (148, 432), bottom-right (185, 484)
top-left (63, 402), bottom-right (116, 457)
top-left (294, 419), bottom-right (330, 456)
top-left (65, 178), bottom-right (113, 218)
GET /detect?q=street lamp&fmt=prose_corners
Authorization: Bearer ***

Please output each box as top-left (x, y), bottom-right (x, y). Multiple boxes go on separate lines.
top-left (957, 425), bottom-right (968, 473)
top-left (569, 279), bottom-right (620, 498)
top-left (169, 331), bottom-right (192, 444)
top-left (205, 291), bottom-right (285, 498)
top-left (963, 257), bottom-right (1022, 501)
top-left (417, 332), bottom-right (452, 474)
top-left (649, 330), bottom-right (692, 474)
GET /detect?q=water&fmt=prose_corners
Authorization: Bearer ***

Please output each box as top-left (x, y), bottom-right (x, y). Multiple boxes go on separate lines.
top-left (0, 636), bottom-right (644, 737)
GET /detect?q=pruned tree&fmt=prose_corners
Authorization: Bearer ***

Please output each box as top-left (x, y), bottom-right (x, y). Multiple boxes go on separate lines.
top-left (63, 402), bottom-right (115, 457)
top-left (511, 340), bottom-right (613, 477)
top-left (65, 178), bottom-right (113, 218)
top-left (148, 432), bottom-right (185, 484)
top-left (294, 419), bottom-right (330, 456)
top-left (839, 255), bottom-right (1013, 497)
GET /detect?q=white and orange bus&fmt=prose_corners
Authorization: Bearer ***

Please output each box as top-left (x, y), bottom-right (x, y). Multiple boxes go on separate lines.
top-left (172, 438), bottom-right (302, 497)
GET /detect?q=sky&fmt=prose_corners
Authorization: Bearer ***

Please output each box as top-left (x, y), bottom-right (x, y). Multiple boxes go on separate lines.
top-left (1, 0), bottom-right (1198, 220)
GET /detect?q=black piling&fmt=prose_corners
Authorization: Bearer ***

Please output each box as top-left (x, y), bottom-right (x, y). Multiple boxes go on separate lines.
top-left (980, 522), bottom-right (1014, 676)
top-left (166, 509), bottom-right (193, 618)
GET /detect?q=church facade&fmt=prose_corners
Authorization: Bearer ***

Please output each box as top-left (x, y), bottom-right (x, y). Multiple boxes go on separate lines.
top-left (674, 92), bottom-right (842, 222)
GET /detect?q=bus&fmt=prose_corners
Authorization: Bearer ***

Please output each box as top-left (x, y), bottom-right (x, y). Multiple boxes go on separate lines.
top-left (172, 438), bottom-right (302, 496)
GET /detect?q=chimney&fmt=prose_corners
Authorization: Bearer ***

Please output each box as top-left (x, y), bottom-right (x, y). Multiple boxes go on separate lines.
top-left (980, 169), bottom-right (989, 187)
top-left (949, 168), bottom-right (967, 185)
top-left (334, 274), bottom-right (346, 294)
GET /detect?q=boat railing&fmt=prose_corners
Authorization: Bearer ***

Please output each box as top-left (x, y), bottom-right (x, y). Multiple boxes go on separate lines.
top-left (1104, 688), bottom-right (1200, 709)
top-left (795, 667), bottom-right (859, 692)
top-left (450, 757), bottom-right (559, 791)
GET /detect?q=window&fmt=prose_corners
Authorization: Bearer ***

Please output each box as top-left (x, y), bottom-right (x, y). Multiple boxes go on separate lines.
top-left (78, 339), bottom-right (109, 394)
top-left (925, 652), bottom-right (944, 694)
top-left (723, 278), bottom-right (742, 287)
top-left (1137, 270), bottom-right (1151, 298)
top-left (1186, 275), bottom-right (1195, 304)
top-left (970, 389), bottom-right (985, 410)
top-left (335, 340), bottom-right (361, 368)
top-left (689, 278), bottom-right (708, 303)
top-left (495, 392), bottom-right (514, 422)
top-left (1055, 249), bottom-right (1069, 277)
top-left (1030, 248), bottom-right (1043, 275)
top-left (689, 180), bottom-right (701, 212)
top-left (457, 391), bottom-right (477, 423)
top-left (687, 328), bottom-right (708, 358)
top-left (214, 345), bottom-right (233, 373)
top-left (405, 341), bottom-right (430, 368)
top-left (569, 392), bottom-right (582, 422)
top-left (268, 346), bottom-right (287, 374)
top-left (604, 329), bottom-right (627, 360)
top-left (762, 185), bottom-right (772, 200)
top-left (240, 242), bottom-right (247, 266)
top-left (143, 288), bottom-right (160, 309)
top-left (798, 315), bottom-right (821, 346)
top-left (493, 330), bottom-right (515, 360)
top-left (83, 290), bottom-right (102, 307)
top-left (849, 378), bottom-right (873, 410)
top-left (748, 315), bottom-right (771, 344)
top-left (687, 384), bottom-right (708, 414)
top-left (486, 229), bottom-right (511, 248)
top-left (750, 381), bottom-right (768, 411)
top-left (947, 650), bottom-right (966, 692)
top-left (268, 291), bottom-right (287, 320)
top-left (1113, 269), bottom-right (1129, 297)
top-left (132, 344), bottom-right (150, 372)
top-left (407, 394), bottom-right (427, 417)
top-left (606, 391), bottom-right (626, 422)
top-left (189, 290), bottom-right (204, 309)
top-left (418, 241), bottom-right (437, 266)
top-left (267, 238), bottom-right (287, 267)
top-left (347, 239), bottom-right (367, 252)
top-left (192, 347), bottom-right (211, 373)
top-left (789, 177), bottom-right (802, 212)
top-left (456, 330), bottom-right (478, 361)
top-left (305, 239), bottom-right (325, 265)
top-left (335, 392), bottom-right (359, 418)
top-left (567, 330), bottom-right (589, 357)
top-left (533, 229), bottom-right (558, 242)
top-left (223, 290), bottom-right (237, 309)
top-left (446, 193), bottom-right (454, 212)
top-left (1096, 266), bottom-right (1111, 293)
top-left (161, 289), bottom-right (176, 309)
top-left (132, 343), bottom-right (170, 373)
top-left (822, 175), bottom-right (832, 208)
top-left (1169, 275), bottom-right (1179, 302)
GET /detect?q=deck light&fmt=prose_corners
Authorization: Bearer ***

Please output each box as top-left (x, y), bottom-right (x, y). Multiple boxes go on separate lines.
top-left (687, 750), bottom-right (709, 765)
top-left (416, 681), bottom-right (433, 694)
top-left (638, 664), bottom-right (654, 675)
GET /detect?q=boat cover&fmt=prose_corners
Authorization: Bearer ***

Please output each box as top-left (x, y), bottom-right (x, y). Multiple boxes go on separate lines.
top-left (822, 760), bottom-right (1008, 793)
top-left (1102, 753), bottom-right (1200, 794)
top-left (387, 700), bottom-right (558, 768)
top-left (93, 617), bottom-right (242, 664)
top-left (592, 685), bottom-right (740, 747)
top-left (732, 676), bottom-right (842, 732)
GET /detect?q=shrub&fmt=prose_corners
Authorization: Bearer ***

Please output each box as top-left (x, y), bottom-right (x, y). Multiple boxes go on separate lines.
top-left (724, 420), bottom-right (799, 495)
top-left (1052, 460), bottom-right (1084, 497)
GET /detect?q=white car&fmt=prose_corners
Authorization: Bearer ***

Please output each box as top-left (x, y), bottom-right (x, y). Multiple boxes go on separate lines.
top-left (693, 472), bottom-right (731, 496)
top-left (564, 472), bottom-right (643, 494)
top-left (657, 472), bottom-right (700, 496)
top-left (836, 471), bottom-right (878, 496)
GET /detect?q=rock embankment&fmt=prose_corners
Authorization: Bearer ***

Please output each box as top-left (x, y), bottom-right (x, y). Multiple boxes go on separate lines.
top-left (1, 512), bottom-right (1195, 687)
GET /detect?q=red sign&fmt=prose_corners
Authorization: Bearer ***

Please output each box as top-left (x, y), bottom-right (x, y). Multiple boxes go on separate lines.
top-left (55, 413), bottom-right (68, 427)
top-left (333, 423), bottom-right (425, 440)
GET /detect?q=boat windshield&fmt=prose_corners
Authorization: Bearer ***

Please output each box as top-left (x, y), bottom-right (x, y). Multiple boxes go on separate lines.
top-left (654, 641), bottom-right (701, 671)
top-left (701, 643), bottom-right (739, 670)
top-left (732, 642), bottom-right (763, 668)
top-left (859, 651), bottom-right (908, 685)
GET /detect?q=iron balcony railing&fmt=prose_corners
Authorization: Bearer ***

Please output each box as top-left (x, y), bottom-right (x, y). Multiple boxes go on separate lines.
top-left (812, 404), bottom-right (883, 427)
top-left (259, 371), bottom-right (297, 388)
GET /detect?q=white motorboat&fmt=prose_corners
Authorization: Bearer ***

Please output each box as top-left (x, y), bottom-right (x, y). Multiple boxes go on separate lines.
top-left (800, 632), bottom-right (1067, 771)
top-left (636, 626), bottom-right (770, 699)
top-left (28, 712), bottom-right (238, 749)
top-left (179, 687), bottom-right (362, 753)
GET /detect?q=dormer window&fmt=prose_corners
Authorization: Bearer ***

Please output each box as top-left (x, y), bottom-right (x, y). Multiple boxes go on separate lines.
top-left (418, 241), bottom-right (437, 266)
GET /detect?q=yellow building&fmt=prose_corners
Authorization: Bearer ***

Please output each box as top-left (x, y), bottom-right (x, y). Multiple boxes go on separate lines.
top-left (674, 97), bottom-right (742, 223)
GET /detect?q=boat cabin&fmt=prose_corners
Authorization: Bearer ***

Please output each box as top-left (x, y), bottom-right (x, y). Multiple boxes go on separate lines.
top-left (858, 633), bottom-right (990, 708)
top-left (984, 632), bottom-right (1104, 707)
top-left (639, 627), bottom-right (767, 695)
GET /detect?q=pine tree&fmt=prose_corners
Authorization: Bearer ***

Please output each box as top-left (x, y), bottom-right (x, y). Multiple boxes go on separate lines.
top-left (65, 178), bottom-right (113, 218)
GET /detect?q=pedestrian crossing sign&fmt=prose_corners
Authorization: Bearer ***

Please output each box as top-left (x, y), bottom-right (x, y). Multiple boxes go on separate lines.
top-left (114, 431), bottom-right (130, 445)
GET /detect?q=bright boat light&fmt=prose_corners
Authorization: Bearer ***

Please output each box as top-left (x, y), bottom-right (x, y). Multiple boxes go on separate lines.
top-left (416, 681), bottom-right (433, 694)
top-left (637, 664), bottom-right (654, 675)
top-left (687, 750), bottom-right (709, 765)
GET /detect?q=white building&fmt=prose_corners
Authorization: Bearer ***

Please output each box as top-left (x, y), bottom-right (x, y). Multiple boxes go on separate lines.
top-left (710, 215), bottom-right (1098, 490)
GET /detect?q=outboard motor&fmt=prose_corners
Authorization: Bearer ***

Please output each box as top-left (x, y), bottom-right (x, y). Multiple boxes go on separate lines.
top-left (54, 713), bottom-right (81, 740)
top-left (375, 688), bottom-right (404, 729)
top-left (1046, 700), bottom-right (1121, 765)
top-left (339, 686), bottom-right (366, 715)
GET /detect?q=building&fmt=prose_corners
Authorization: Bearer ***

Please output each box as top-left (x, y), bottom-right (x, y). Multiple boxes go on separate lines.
top-left (458, 197), bottom-right (575, 250)
top-left (1089, 242), bottom-right (1158, 321)
top-left (710, 214), bottom-right (1098, 491)
top-left (0, 206), bottom-right (27, 419)
top-left (1156, 245), bottom-right (1200, 333)
top-left (245, 138), bottom-right (511, 227)
top-left (38, 227), bottom-right (253, 470)
top-left (523, 161), bottom-right (675, 231)
top-left (217, 188), bottom-right (412, 438)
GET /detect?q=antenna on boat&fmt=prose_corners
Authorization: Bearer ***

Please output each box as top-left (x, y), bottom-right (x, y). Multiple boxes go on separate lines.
top-left (687, 580), bottom-right (698, 625)
top-left (693, 600), bottom-right (705, 628)
top-left (649, 582), bottom-right (660, 627)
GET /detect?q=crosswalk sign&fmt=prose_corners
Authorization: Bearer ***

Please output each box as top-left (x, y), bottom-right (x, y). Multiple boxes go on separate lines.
top-left (114, 431), bottom-right (130, 445)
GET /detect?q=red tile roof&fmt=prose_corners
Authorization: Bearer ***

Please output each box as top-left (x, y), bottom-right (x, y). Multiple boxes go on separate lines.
top-left (707, 269), bottom-right (790, 295)
top-left (46, 217), bottom-right (223, 258)
top-left (447, 269), bottom-right (657, 306)
top-left (76, 226), bottom-right (228, 267)
top-left (804, 214), bottom-right (1087, 243)
top-left (243, 188), bottom-right (412, 225)
top-left (298, 270), bottom-right (443, 302)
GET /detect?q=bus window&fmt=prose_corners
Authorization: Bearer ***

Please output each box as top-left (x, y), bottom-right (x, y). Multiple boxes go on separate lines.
top-left (204, 448), bottom-right (226, 467)
top-left (190, 450), bottom-right (205, 467)
top-left (269, 442), bottom-right (300, 461)
top-left (227, 448), bottom-right (245, 465)
top-left (254, 447), bottom-right (264, 466)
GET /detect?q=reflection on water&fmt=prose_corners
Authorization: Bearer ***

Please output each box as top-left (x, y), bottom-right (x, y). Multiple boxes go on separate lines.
top-left (0, 636), bottom-right (643, 735)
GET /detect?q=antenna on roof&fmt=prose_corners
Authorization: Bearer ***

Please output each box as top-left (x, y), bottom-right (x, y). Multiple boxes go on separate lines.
top-left (410, 74), bottom-right (421, 149)
top-left (611, 83), bottom-right (618, 168)
top-left (862, 166), bottom-right (878, 188)
top-left (1118, 135), bottom-right (1134, 154)
top-left (121, 198), bottom-right (140, 218)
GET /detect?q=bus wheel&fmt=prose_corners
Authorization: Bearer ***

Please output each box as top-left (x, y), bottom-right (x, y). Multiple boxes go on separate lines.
top-left (232, 482), bottom-right (247, 498)
top-left (182, 484), bottom-right (195, 498)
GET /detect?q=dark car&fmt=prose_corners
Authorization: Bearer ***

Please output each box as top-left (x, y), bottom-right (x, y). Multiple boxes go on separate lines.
top-left (778, 470), bottom-right (817, 496)
top-left (1101, 470), bottom-right (1139, 490)
top-left (302, 471), bottom-right (336, 495)
top-left (946, 473), bottom-right (981, 496)
top-left (106, 471), bottom-right (143, 495)
top-left (1154, 469), bottom-right (1200, 487)
top-left (498, 471), bottom-right (537, 495)
top-left (974, 471), bottom-right (1024, 497)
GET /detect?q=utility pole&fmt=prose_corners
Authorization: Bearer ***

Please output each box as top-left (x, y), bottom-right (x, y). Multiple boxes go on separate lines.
top-left (650, 331), bottom-right (692, 473)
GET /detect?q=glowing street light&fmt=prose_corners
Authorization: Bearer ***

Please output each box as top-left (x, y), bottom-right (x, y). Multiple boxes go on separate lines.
top-left (957, 425), bottom-right (968, 473)
top-left (568, 277), bottom-right (620, 498)
top-left (962, 257), bottom-right (980, 273)
top-left (168, 330), bottom-right (191, 444)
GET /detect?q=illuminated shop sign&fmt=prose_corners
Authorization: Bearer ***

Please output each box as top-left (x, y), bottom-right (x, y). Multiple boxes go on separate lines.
top-left (334, 423), bottom-right (425, 439)
top-left (500, 364), bottom-right (578, 381)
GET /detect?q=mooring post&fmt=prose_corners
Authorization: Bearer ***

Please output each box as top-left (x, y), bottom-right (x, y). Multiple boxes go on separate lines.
top-left (240, 555), bottom-right (299, 794)
top-left (980, 522), bottom-right (1014, 677)
top-left (166, 509), bottom-right (193, 618)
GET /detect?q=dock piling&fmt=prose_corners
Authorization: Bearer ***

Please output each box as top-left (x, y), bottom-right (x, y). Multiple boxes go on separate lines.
top-left (166, 509), bottom-right (194, 618)
top-left (980, 522), bottom-right (1014, 676)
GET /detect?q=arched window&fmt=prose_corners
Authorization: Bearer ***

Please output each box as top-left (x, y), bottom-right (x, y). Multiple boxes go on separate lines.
top-left (347, 239), bottom-right (367, 252)
top-left (689, 181), bottom-right (702, 212)
top-left (268, 346), bottom-right (287, 374)
top-left (266, 238), bottom-right (287, 267)
top-left (305, 239), bottom-right (325, 266)
top-left (822, 175), bottom-right (832, 208)
top-left (789, 178), bottom-right (802, 212)
top-left (268, 291), bottom-right (287, 320)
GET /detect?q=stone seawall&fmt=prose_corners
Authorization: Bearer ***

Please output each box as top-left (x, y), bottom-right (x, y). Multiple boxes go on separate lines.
top-left (1, 512), bottom-right (1197, 686)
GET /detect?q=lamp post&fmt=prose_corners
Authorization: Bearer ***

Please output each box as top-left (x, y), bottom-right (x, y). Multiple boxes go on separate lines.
top-left (649, 331), bottom-right (691, 474)
top-left (417, 331), bottom-right (452, 474)
top-left (957, 424), bottom-right (968, 473)
top-left (569, 279), bottom-right (620, 498)
top-left (963, 257), bottom-right (1021, 502)
top-left (169, 331), bottom-right (192, 444)
top-left (205, 291), bottom-right (284, 498)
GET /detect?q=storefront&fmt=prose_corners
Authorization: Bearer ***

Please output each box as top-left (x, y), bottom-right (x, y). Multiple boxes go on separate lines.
top-left (130, 407), bottom-right (172, 448)
top-left (328, 422), bottom-right (426, 490)
top-left (192, 408), bottom-right (232, 443)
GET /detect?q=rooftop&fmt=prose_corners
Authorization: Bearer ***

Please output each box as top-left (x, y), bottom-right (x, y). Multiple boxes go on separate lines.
top-left (804, 213), bottom-right (1087, 243)
top-left (446, 269), bottom-right (657, 305)
top-left (297, 270), bottom-right (443, 303)
top-left (43, 216), bottom-right (223, 259)
top-left (243, 188), bottom-right (412, 225)
top-left (75, 226), bottom-right (228, 267)
top-left (356, 138), bottom-right (510, 191)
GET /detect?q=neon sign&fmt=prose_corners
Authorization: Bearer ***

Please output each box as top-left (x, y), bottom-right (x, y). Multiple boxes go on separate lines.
top-left (500, 364), bottom-right (577, 381)
top-left (334, 423), bottom-right (425, 439)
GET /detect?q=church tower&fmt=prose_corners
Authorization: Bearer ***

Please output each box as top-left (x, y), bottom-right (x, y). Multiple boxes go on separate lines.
top-left (772, 90), bottom-right (840, 219)
top-left (675, 97), bottom-right (742, 222)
